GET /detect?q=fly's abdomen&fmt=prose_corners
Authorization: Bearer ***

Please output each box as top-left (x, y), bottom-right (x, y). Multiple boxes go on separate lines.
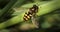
top-left (23, 12), bottom-right (32, 21)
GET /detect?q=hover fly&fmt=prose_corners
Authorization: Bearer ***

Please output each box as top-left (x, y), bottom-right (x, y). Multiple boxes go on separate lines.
top-left (23, 5), bottom-right (38, 21)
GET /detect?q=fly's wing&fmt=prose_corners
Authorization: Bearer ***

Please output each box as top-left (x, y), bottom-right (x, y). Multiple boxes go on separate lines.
top-left (31, 13), bottom-right (39, 28)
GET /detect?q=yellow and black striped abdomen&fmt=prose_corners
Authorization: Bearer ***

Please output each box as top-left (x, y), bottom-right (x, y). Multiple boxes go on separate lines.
top-left (23, 12), bottom-right (32, 21)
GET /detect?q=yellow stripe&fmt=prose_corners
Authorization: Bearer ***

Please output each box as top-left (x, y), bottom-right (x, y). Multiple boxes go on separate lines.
top-left (25, 18), bottom-right (28, 20)
top-left (24, 14), bottom-right (27, 16)
top-left (29, 14), bottom-right (32, 16)
top-left (27, 16), bottom-right (30, 19)
top-left (23, 16), bottom-right (28, 21)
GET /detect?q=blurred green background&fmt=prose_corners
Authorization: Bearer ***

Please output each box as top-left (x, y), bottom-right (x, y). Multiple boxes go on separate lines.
top-left (0, 0), bottom-right (60, 32)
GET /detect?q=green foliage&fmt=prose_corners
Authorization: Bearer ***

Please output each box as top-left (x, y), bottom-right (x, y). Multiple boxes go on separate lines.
top-left (0, 0), bottom-right (60, 32)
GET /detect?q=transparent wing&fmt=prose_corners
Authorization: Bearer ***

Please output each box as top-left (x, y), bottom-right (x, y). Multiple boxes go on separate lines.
top-left (31, 13), bottom-right (39, 28)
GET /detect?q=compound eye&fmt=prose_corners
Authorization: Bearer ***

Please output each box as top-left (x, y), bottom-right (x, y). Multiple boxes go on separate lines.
top-left (33, 5), bottom-right (36, 7)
